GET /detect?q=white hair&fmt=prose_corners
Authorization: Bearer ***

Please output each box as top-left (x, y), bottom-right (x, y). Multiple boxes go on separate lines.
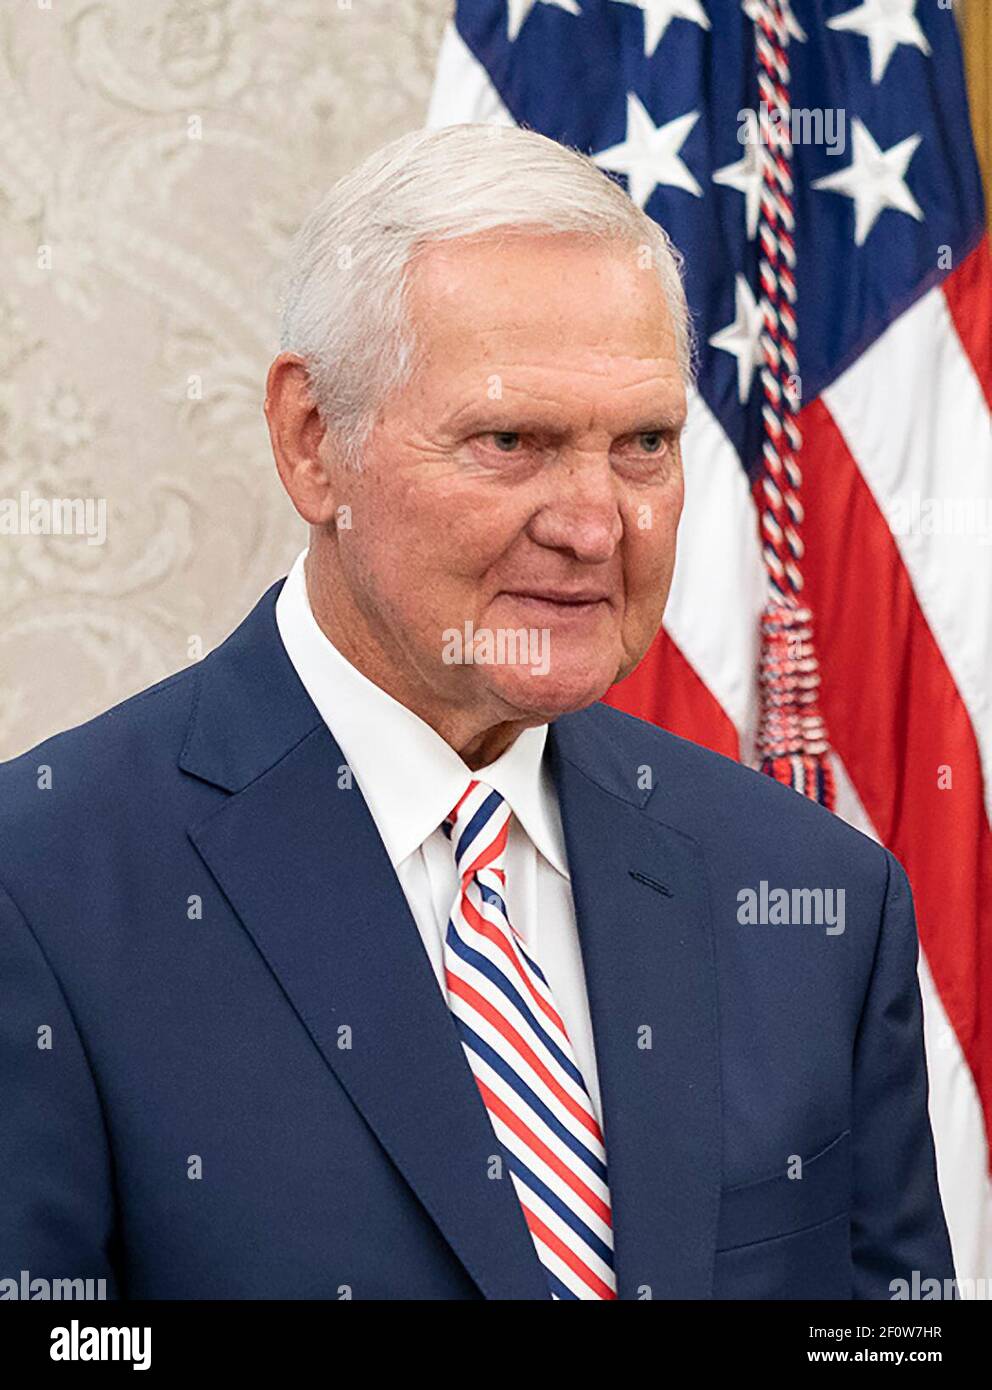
top-left (279, 122), bottom-right (694, 468)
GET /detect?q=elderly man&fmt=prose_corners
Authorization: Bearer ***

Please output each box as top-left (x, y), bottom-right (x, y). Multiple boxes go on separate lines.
top-left (0, 124), bottom-right (954, 1301)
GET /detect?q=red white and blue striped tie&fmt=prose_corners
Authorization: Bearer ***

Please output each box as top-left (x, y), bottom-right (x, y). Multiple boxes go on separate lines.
top-left (442, 779), bottom-right (617, 1301)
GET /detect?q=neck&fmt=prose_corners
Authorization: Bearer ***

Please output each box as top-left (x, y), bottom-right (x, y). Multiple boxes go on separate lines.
top-left (456, 721), bottom-right (535, 770)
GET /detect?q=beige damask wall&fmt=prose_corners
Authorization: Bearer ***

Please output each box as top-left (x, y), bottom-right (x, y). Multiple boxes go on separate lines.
top-left (0, 0), bottom-right (448, 760)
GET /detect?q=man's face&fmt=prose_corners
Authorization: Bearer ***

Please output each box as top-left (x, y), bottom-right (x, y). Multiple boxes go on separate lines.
top-left (325, 232), bottom-right (686, 725)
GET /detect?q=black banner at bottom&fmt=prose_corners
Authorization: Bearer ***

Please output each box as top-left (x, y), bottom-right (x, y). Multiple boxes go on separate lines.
top-left (2, 1297), bottom-right (983, 1376)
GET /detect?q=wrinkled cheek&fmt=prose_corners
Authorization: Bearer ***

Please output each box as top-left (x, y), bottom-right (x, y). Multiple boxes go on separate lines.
top-left (630, 496), bottom-right (679, 581)
top-left (623, 516), bottom-right (679, 648)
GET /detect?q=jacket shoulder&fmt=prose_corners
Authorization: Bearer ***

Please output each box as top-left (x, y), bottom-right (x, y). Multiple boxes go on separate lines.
top-left (0, 663), bottom-right (199, 842)
top-left (568, 701), bottom-right (887, 875)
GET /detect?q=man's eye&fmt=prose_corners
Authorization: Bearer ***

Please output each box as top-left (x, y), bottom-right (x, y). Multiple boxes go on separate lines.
top-left (490, 432), bottom-right (521, 452)
top-left (637, 432), bottom-right (666, 453)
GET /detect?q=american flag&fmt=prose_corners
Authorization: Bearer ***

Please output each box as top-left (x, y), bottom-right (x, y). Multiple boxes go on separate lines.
top-left (428, 0), bottom-right (992, 1288)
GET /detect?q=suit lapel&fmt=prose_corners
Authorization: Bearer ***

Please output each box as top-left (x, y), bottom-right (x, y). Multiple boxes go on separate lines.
top-left (182, 586), bottom-right (550, 1301)
top-left (549, 715), bottom-right (723, 1300)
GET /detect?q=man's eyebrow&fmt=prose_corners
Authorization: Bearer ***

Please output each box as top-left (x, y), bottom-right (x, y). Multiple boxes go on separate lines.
top-left (443, 404), bottom-right (687, 434)
top-left (625, 412), bottom-right (687, 432)
top-left (440, 406), bottom-right (564, 437)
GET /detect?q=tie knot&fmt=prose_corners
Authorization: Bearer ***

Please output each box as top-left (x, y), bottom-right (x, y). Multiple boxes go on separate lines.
top-left (443, 779), bottom-right (511, 882)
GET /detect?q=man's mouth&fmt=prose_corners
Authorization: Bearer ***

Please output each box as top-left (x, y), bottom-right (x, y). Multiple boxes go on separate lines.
top-left (500, 589), bottom-right (611, 614)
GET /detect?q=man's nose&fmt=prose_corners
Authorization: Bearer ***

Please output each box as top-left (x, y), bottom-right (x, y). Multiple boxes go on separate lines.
top-left (526, 455), bottom-right (624, 562)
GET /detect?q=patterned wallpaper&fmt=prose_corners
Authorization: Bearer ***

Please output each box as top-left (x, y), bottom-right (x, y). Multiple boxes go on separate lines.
top-left (0, 0), bottom-right (448, 759)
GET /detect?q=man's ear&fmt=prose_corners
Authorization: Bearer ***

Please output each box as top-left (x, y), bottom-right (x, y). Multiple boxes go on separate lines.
top-left (264, 352), bottom-right (340, 525)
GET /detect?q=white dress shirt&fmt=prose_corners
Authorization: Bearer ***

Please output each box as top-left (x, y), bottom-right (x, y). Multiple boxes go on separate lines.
top-left (275, 549), bottom-right (603, 1121)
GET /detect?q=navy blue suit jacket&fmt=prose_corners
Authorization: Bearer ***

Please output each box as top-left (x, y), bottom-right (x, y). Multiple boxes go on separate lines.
top-left (0, 582), bottom-right (955, 1299)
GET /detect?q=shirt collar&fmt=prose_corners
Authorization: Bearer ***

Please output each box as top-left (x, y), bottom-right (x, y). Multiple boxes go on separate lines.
top-left (274, 550), bottom-right (570, 879)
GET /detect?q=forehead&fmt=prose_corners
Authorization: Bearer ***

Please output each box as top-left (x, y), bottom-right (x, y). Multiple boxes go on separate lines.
top-left (404, 231), bottom-right (679, 372)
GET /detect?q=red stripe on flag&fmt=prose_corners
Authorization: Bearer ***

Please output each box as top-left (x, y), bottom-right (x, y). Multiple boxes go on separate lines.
top-left (605, 626), bottom-right (741, 758)
top-left (941, 237), bottom-right (992, 412)
top-left (798, 397), bottom-right (992, 1160)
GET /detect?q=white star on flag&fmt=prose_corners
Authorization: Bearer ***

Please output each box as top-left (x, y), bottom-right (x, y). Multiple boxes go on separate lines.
top-left (709, 273), bottom-right (764, 404)
top-left (713, 116), bottom-right (763, 240)
top-left (812, 118), bottom-right (923, 246)
top-left (609, 0), bottom-right (709, 57)
top-left (505, 0), bottom-right (581, 42)
top-left (741, 0), bottom-right (806, 42)
top-left (826, 0), bottom-right (931, 85)
top-left (592, 94), bottom-right (702, 207)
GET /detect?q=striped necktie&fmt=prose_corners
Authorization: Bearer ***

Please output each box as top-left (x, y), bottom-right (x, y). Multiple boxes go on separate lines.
top-left (442, 778), bottom-right (617, 1301)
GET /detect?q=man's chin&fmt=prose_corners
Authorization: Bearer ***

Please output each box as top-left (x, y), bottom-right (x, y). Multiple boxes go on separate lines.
top-left (482, 666), bottom-right (616, 722)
